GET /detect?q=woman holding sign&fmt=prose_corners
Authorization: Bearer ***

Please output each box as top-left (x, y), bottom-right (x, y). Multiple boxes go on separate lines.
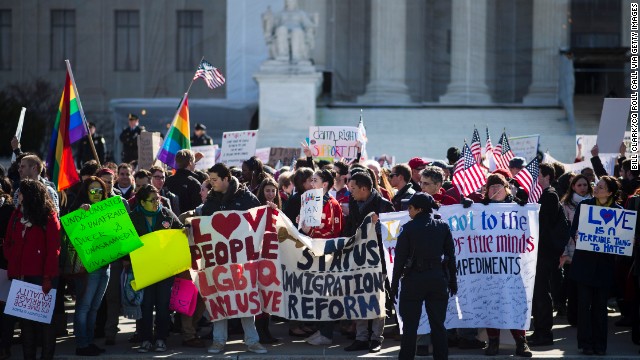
top-left (129, 184), bottom-right (183, 353)
top-left (301, 169), bottom-right (343, 346)
top-left (68, 177), bottom-right (111, 356)
top-left (4, 179), bottom-right (60, 360)
top-left (569, 176), bottom-right (622, 355)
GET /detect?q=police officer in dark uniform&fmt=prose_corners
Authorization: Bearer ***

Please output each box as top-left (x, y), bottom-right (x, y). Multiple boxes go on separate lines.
top-left (391, 193), bottom-right (457, 360)
top-left (77, 122), bottom-right (106, 166)
top-left (119, 113), bottom-right (144, 163)
top-left (190, 123), bottom-right (213, 146)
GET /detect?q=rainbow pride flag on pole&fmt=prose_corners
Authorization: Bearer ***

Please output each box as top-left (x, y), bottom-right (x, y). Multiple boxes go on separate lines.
top-left (157, 94), bottom-right (191, 168)
top-left (46, 62), bottom-right (87, 191)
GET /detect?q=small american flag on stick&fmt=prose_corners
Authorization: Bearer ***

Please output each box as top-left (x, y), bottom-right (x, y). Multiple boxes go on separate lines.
top-left (452, 143), bottom-right (487, 197)
top-left (514, 157), bottom-right (543, 203)
top-left (470, 128), bottom-right (482, 164)
top-left (193, 59), bottom-right (226, 89)
top-left (493, 131), bottom-right (515, 170)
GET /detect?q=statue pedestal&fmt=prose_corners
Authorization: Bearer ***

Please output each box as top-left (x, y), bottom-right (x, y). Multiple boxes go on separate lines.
top-left (253, 69), bottom-right (323, 148)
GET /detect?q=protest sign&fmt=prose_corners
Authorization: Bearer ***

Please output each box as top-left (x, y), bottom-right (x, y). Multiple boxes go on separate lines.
top-left (169, 278), bottom-right (198, 316)
top-left (382, 204), bottom-right (540, 333)
top-left (189, 206), bottom-right (385, 321)
top-left (576, 132), bottom-right (631, 162)
top-left (4, 280), bottom-right (56, 324)
top-left (192, 144), bottom-right (218, 171)
top-left (576, 205), bottom-right (636, 256)
top-left (129, 229), bottom-right (192, 290)
top-left (299, 189), bottom-right (323, 228)
top-left (255, 147), bottom-right (271, 164)
top-left (268, 147), bottom-right (301, 167)
top-left (596, 98), bottom-right (631, 154)
top-left (60, 196), bottom-right (143, 273)
top-left (308, 126), bottom-right (359, 161)
top-left (137, 131), bottom-right (163, 170)
top-left (220, 130), bottom-right (258, 166)
top-left (12, 107), bottom-right (26, 163)
top-left (509, 135), bottom-right (539, 162)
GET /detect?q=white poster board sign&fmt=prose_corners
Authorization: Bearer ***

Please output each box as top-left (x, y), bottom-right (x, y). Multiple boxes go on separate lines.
top-left (299, 189), bottom-right (323, 229)
top-left (576, 205), bottom-right (636, 256)
top-left (137, 132), bottom-right (162, 170)
top-left (308, 126), bottom-right (359, 161)
top-left (4, 280), bottom-right (57, 324)
top-left (596, 98), bottom-right (631, 154)
top-left (382, 204), bottom-right (540, 333)
top-left (576, 132), bottom-right (632, 162)
top-left (509, 135), bottom-right (539, 162)
top-left (192, 144), bottom-right (218, 171)
top-left (220, 130), bottom-right (258, 167)
top-left (255, 147), bottom-right (271, 165)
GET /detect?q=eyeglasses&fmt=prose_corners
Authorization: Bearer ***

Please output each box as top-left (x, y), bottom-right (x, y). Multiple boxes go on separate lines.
top-left (89, 188), bottom-right (104, 195)
top-left (144, 197), bottom-right (160, 203)
top-left (152, 175), bottom-right (165, 180)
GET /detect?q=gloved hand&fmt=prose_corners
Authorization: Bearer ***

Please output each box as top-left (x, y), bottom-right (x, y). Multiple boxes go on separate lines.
top-left (390, 282), bottom-right (399, 303)
top-left (516, 198), bottom-right (528, 206)
top-left (41, 276), bottom-right (52, 295)
top-left (462, 198), bottom-right (474, 208)
top-left (448, 280), bottom-right (458, 297)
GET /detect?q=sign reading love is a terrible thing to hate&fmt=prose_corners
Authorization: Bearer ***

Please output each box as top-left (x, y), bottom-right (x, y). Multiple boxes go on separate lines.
top-left (577, 205), bottom-right (636, 256)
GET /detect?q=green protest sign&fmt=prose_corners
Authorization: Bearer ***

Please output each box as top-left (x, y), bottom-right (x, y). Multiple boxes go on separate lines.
top-left (60, 196), bottom-right (143, 272)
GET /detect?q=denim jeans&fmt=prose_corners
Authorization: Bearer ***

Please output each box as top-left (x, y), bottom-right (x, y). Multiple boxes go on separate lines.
top-left (212, 316), bottom-right (259, 345)
top-left (74, 267), bottom-right (110, 348)
top-left (140, 276), bottom-right (174, 342)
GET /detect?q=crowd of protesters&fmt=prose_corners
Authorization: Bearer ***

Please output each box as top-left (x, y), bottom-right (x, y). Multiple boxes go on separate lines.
top-left (0, 128), bottom-right (639, 360)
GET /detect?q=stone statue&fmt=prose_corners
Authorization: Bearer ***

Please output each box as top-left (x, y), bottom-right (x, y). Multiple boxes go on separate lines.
top-left (262, 0), bottom-right (319, 65)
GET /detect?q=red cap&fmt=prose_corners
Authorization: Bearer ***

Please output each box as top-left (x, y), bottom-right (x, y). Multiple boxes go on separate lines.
top-left (492, 168), bottom-right (512, 180)
top-left (97, 168), bottom-right (115, 177)
top-left (408, 157), bottom-right (429, 170)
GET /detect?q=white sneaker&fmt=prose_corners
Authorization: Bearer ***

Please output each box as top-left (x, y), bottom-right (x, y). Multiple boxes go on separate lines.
top-left (138, 340), bottom-right (153, 353)
top-left (154, 339), bottom-right (167, 352)
top-left (306, 333), bottom-right (332, 346)
top-left (304, 330), bottom-right (321, 342)
top-left (208, 342), bottom-right (225, 354)
top-left (247, 342), bottom-right (268, 354)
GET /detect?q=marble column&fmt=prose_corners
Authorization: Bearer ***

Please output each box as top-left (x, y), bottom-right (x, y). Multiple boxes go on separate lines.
top-left (523, 0), bottom-right (570, 105)
top-left (357, 0), bottom-right (411, 104)
top-left (439, 0), bottom-right (491, 105)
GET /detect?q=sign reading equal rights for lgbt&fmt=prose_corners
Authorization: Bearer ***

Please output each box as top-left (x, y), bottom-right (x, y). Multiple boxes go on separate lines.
top-left (60, 196), bottom-right (143, 273)
top-left (308, 126), bottom-right (359, 161)
top-left (188, 206), bottom-right (385, 321)
top-left (576, 205), bottom-right (636, 257)
top-left (381, 204), bottom-right (540, 332)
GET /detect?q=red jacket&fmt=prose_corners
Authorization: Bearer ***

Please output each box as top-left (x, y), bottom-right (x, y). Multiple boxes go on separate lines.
top-left (308, 195), bottom-right (343, 239)
top-left (3, 210), bottom-right (60, 278)
top-left (434, 188), bottom-right (459, 206)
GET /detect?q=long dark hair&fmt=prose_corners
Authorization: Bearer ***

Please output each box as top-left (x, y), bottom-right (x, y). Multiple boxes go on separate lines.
top-left (598, 175), bottom-right (620, 203)
top-left (135, 184), bottom-right (159, 207)
top-left (560, 174), bottom-right (592, 204)
top-left (293, 167), bottom-right (314, 194)
top-left (70, 176), bottom-right (108, 210)
top-left (19, 179), bottom-right (56, 227)
top-left (243, 156), bottom-right (268, 189)
top-left (257, 177), bottom-right (282, 209)
top-left (314, 169), bottom-right (335, 191)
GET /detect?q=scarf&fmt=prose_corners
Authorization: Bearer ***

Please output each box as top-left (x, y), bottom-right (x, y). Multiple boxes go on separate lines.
top-left (571, 193), bottom-right (591, 206)
top-left (121, 266), bottom-right (143, 320)
top-left (137, 204), bottom-right (162, 233)
top-left (596, 198), bottom-right (614, 207)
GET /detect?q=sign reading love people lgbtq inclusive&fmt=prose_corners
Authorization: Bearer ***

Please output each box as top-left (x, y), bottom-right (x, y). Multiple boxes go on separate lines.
top-left (220, 130), bottom-right (258, 166)
top-left (308, 126), bottom-right (360, 161)
top-left (576, 205), bottom-right (636, 257)
top-left (299, 189), bottom-right (323, 228)
top-left (380, 203), bottom-right (540, 333)
top-left (188, 206), bottom-right (385, 321)
top-left (60, 196), bottom-right (143, 273)
top-left (129, 229), bottom-right (192, 290)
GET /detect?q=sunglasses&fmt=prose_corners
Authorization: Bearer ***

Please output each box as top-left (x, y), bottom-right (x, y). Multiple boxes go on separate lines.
top-left (89, 188), bottom-right (104, 195)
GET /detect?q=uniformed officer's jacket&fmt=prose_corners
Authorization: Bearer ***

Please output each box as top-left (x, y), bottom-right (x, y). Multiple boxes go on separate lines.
top-left (391, 211), bottom-right (456, 292)
top-left (119, 126), bottom-right (143, 161)
top-left (190, 134), bottom-right (213, 146)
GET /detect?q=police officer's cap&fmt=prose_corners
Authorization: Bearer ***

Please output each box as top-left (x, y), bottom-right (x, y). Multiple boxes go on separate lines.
top-left (195, 123), bottom-right (206, 130)
top-left (128, 113), bottom-right (139, 121)
top-left (407, 193), bottom-right (438, 211)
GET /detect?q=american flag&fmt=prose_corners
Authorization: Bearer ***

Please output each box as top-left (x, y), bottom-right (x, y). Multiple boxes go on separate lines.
top-left (493, 131), bottom-right (514, 170)
top-left (193, 59), bottom-right (226, 89)
top-left (470, 128), bottom-right (482, 164)
top-left (485, 127), bottom-right (493, 156)
top-left (452, 143), bottom-right (487, 196)
top-left (513, 157), bottom-right (543, 203)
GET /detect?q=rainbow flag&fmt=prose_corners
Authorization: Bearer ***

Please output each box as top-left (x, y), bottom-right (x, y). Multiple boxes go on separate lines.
top-left (46, 69), bottom-right (86, 191)
top-left (157, 94), bottom-right (191, 168)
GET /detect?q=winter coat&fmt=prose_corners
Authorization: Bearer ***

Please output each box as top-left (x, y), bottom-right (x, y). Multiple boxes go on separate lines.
top-left (392, 183), bottom-right (415, 211)
top-left (200, 177), bottom-right (261, 215)
top-left (306, 194), bottom-right (343, 239)
top-left (164, 169), bottom-right (203, 213)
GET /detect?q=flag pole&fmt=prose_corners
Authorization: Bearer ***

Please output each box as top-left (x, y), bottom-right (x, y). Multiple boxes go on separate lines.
top-left (185, 56), bottom-right (205, 96)
top-left (65, 60), bottom-right (101, 167)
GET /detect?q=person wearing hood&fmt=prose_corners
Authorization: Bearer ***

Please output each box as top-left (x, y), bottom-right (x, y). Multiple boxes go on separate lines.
top-left (391, 193), bottom-right (456, 360)
top-left (200, 163), bottom-right (266, 355)
top-left (342, 172), bottom-right (394, 353)
top-left (164, 150), bottom-right (203, 213)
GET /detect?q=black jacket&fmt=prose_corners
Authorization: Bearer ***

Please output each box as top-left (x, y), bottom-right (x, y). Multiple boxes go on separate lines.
top-left (283, 192), bottom-right (303, 228)
top-left (119, 126), bottom-right (144, 162)
top-left (391, 211), bottom-right (456, 292)
top-left (392, 183), bottom-right (415, 211)
top-left (569, 198), bottom-right (622, 287)
top-left (201, 177), bottom-right (261, 215)
top-left (164, 169), bottom-right (202, 213)
top-left (538, 186), bottom-right (563, 259)
top-left (190, 134), bottom-right (213, 146)
top-left (129, 206), bottom-right (183, 237)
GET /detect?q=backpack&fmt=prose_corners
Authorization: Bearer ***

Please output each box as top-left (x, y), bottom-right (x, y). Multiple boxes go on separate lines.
top-left (552, 205), bottom-right (570, 255)
top-left (59, 230), bottom-right (85, 276)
